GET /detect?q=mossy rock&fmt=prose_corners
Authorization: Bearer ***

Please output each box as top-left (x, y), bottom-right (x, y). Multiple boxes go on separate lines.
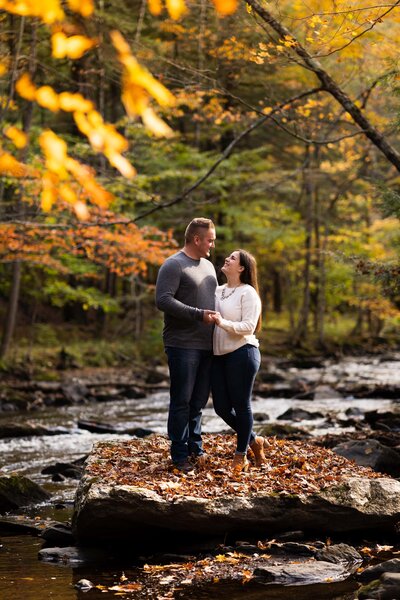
top-left (0, 475), bottom-right (50, 513)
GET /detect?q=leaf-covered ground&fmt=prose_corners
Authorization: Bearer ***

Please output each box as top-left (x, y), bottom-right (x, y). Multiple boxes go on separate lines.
top-left (86, 434), bottom-right (381, 500)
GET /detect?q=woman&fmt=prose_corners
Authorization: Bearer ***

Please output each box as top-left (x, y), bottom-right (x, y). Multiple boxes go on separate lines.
top-left (211, 249), bottom-right (267, 472)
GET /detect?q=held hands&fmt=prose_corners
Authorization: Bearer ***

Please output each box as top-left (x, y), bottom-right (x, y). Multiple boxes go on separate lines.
top-left (209, 311), bottom-right (222, 326)
top-left (203, 310), bottom-right (219, 325)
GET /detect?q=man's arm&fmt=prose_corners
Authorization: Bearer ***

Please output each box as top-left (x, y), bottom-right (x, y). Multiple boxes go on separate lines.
top-left (156, 259), bottom-right (206, 322)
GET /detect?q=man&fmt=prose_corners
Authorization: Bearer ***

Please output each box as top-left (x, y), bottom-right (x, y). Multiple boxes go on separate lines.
top-left (156, 217), bottom-right (217, 473)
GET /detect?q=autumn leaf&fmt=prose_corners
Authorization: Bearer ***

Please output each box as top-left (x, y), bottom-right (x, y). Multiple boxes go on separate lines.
top-left (66, 0), bottom-right (94, 17)
top-left (4, 125), bottom-right (27, 148)
top-left (165, 0), bottom-right (187, 20)
top-left (0, 151), bottom-right (28, 177)
top-left (212, 0), bottom-right (238, 16)
top-left (51, 32), bottom-right (97, 60)
top-left (147, 0), bottom-right (163, 16)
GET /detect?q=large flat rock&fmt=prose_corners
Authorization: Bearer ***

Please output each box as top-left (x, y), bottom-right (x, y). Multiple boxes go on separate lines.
top-left (73, 435), bottom-right (400, 544)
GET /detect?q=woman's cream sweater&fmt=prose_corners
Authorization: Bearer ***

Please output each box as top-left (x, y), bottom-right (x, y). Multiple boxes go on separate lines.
top-left (213, 283), bottom-right (261, 356)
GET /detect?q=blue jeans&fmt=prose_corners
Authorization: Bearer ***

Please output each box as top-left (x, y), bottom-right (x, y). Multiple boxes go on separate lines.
top-left (166, 347), bottom-right (213, 464)
top-left (211, 344), bottom-right (261, 454)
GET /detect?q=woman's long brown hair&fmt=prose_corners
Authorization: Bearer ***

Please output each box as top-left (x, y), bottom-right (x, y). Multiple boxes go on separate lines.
top-left (238, 249), bottom-right (262, 331)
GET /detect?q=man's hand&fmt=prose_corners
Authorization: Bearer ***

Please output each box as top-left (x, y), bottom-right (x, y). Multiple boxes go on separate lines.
top-left (203, 310), bottom-right (217, 324)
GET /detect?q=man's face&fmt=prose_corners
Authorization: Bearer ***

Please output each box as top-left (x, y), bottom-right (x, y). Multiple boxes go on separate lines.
top-left (195, 227), bottom-right (216, 258)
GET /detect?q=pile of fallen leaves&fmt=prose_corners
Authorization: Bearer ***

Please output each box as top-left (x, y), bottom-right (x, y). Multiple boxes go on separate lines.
top-left (85, 434), bottom-right (382, 500)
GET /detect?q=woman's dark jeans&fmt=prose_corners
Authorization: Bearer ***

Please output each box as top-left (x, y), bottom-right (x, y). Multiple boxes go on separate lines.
top-left (211, 344), bottom-right (261, 454)
top-left (166, 347), bottom-right (213, 464)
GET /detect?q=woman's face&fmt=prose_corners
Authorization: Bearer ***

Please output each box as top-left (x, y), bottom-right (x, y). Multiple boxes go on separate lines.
top-left (221, 251), bottom-right (243, 278)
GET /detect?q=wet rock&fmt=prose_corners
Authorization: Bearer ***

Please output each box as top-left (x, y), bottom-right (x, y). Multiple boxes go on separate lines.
top-left (358, 558), bottom-right (400, 582)
top-left (0, 422), bottom-right (70, 438)
top-left (252, 412), bottom-right (270, 423)
top-left (315, 543), bottom-right (362, 565)
top-left (126, 427), bottom-right (154, 438)
top-left (313, 385), bottom-right (343, 400)
top-left (77, 419), bottom-right (119, 434)
top-left (365, 410), bottom-right (400, 428)
top-left (42, 462), bottom-right (82, 479)
top-left (74, 579), bottom-right (94, 591)
top-left (41, 522), bottom-right (74, 546)
top-left (268, 542), bottom-right (316, 556)
top-left (61, 382), bottom-right (89, 404)
top-left (257, 423), bottom-right (311, 439)
top-left (275, 530), bottom-right (305, 542)
top-left (38, 546), bottom-right (100, 565)
top-left (277, 407), bottom-right (324, 421)
top-left (345, 407), bottom-right (365, 417)
top-left (358, 572), bottom-right (400, 599)
top-left (0, 516), bottom-right (43, 535)
top-left (253, 560), bottom-right (348, 585)
top-left (0, 475), bottom-right (50, 512)
top-left (145, 367), bottom-right (169, 385)
top-left (332, 439), bottom-right (400, 477)
top-left (123, 386), bottom-right (146, 400)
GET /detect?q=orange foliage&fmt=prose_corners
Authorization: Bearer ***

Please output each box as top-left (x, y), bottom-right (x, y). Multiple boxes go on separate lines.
top-left (0, 207), bottom-right (176, 276)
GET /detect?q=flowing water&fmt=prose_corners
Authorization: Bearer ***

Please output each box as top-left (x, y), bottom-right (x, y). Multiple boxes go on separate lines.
top-left (1, 355), bottom-right (399, 599)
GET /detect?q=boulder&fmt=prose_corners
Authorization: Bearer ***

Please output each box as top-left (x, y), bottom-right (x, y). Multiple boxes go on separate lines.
top-left (278, 407), bottom-right (324, 421)
top-left (332, 439), bottom-right (400, 477)
top-left (72, 438), bottom-right (400, 545)
top-left (358, 558), bottom-right (400, 582)
top-left (315, 543), bottom-right (362, 565)
top-left (253, 560), bottom-right (349, 585)
top-left (0, 475), bottom-right (50, 512)
top-left (358, 572), bottom-right (400, 599)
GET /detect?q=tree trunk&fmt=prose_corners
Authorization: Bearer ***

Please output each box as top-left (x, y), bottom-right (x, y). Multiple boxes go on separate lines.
top-left (293, 145), bottom-right (313, 345)
top-left (0, 261), bottom-right (22, 358)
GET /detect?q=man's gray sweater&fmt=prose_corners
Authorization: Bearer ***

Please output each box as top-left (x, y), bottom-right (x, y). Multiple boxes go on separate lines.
top-left (155, 251), bottom-right (217, 350)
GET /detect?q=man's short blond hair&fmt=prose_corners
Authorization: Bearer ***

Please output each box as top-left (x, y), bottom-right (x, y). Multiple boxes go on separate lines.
top-left (184, 218), bottom-right (215, 244)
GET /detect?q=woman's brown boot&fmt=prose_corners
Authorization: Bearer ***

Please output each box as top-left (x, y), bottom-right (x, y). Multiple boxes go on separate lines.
top-left (232, 453), bottom-right (249, 473)
top-left (249, 436), bottom-right (268, 467)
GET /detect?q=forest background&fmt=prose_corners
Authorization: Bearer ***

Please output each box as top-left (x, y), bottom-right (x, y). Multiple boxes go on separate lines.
top-left (0, 0), bottom-right (399, 378)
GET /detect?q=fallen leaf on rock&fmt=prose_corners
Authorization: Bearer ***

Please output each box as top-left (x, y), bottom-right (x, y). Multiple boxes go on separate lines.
top-left (87, 434), bottom-right (382, 501)
top-left (109, 582), bottom-right (142, 591)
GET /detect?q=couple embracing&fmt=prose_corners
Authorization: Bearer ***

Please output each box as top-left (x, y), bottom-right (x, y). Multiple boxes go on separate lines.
top-left (156, 217), bottom-right (268, 474)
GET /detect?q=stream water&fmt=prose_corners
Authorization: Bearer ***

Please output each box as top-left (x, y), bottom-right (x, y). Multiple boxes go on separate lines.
top-left (1, 355), bottom-right (400, 599)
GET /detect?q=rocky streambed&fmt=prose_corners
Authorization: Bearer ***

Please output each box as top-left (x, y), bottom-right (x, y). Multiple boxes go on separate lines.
top-left (1, 354), bottom-right (400, 599)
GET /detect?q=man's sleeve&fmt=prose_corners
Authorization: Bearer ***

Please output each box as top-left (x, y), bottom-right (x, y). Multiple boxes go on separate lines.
top-left (155, 260), bottom-right (204, 321)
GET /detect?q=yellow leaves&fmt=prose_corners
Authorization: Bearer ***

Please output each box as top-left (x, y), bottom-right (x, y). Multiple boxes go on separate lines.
top-left (58, 92), bottom-right (93, 113)
top-left (0, 62), bottom-right (7, 76)
top-left (39, 129), bottom-right (115, 218)
top-left (165, 0), bottom-right (187, 20)
top-left (36, 85), bottom-right (60, 112)
top-left (0, 0), bottom-right (65, 24)
top-left (148, 0), bottom-right (162, 16)
top-left (73, 110), bottom-right (136, 178)
top-left (0, 151), bottom-right (28, 177)
top-left (0, 0), bottom-right (94, 22)
top-left (147, 0), bottom-right (186, 19)
top-left (39, 130), bottom-right (67, 177)
top-left (142, 107), bottom-right (174, 138)
top-left (4, 125), bottom-right (27, 149)
top-left (41, 173), bottom-right (58, 212)
top-left (16, 73), bottom-right (36, 101)
top-left (51, 32), bottom-right (97, 60)
top-left (66, 0), bottom-right (94, 17)
top-left (211, 0), bottom-right (238, 16)
top-left (111, 30), bottom-right (175, 138)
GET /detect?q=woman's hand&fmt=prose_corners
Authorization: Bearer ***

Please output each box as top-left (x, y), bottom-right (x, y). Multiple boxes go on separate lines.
top-left (210, 312), bottom-right (222, 326)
